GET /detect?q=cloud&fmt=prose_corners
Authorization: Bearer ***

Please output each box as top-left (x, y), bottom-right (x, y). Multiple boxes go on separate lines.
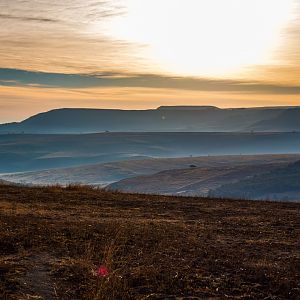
top-left (0, 1), bottom-right (122, 23)
top-left (0, 1), bottom-right (300, 86)
top-left (0, 13), bottom-right (58, 23)
top-left (0, 1), bottom-right (131, 73)
top-left (1, 68), bottom-right (300, 95)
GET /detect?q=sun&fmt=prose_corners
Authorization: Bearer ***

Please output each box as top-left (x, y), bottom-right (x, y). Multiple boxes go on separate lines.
top-left (102, 0), bottom-right (295, 78)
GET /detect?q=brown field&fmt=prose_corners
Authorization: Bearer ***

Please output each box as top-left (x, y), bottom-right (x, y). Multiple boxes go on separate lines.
top-left (0, 184), bottom-right (299, 299)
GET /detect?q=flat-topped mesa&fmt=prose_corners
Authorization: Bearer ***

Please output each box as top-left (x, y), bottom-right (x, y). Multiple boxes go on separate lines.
top-left (157, 106), bottom-right (220, 110)
top-left (2, 106), bottom-right (300, 133)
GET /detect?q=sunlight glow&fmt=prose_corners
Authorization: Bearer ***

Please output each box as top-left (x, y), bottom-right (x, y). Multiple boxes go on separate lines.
top-left (100, 0), bottom-right (295, 77)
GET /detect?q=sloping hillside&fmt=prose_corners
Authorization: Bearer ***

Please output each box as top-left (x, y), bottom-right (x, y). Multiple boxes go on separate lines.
top-left (0, 106), bottom-right (295, 133)
top-left (0, 184), bottom-right (299, 299)
top-left (1, 132), bottom-right (300, 173)
top-left (211, 160), bottom-right (300, 201)
top-left (249, 108), bottom-right (300, 132)
top-left (0, 179), bottom-right (10, 185)
top-left (2, 154), bottom-right (300, 186)
top-left (107, 163), bottom-right (286, 196)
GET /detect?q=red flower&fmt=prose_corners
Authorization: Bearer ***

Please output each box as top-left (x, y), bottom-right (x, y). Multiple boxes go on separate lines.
top-left (97, 265), bottom-right (109, 277)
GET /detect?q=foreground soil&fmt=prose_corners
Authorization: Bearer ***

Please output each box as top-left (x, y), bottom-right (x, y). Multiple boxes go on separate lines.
top-left (0, 184), bottom-right (299, 299)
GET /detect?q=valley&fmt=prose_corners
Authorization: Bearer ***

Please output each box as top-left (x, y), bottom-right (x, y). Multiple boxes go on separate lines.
top-left (1, 132), bottom-right (300, 173)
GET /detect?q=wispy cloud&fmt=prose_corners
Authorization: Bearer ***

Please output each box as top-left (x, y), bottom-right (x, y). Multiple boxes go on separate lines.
top-left (0, 1), bottom-right (131, 73)
top-left (0, 13), bottom-right (58, 23)
top-left (1, 68), bottom-right (300, 95)
top-left (0, 1), bottom-right (122, 24)
top-left (0, 0), bottom-right (300, 83)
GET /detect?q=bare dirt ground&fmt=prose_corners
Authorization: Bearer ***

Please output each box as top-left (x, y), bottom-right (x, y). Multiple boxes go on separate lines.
top-left (0, 184), bottom-right (299, 299)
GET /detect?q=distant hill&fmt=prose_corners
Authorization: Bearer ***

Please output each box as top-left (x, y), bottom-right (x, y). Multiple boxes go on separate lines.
top-left (3, 154), bottom-right (299, 186)
top-left (157, 106), bottom-right (220, 111)
top-left (249, 108), bottom-right (300, 132)
top-left (1, 132), bottom-right (300, 173)
top-left (211, 160), bottom-right (300, 201)
top-left (1, 106), bottom-right (299, 133)
top-left (107, 163), bottom-right (287, 196)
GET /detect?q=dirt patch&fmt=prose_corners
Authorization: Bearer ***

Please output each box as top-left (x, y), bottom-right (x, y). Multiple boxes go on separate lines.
top-left (17, 253), bottom-right (58, 299)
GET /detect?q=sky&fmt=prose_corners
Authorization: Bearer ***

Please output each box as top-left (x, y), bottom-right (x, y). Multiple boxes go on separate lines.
top-left (0, 0), bottom-right (300, 122)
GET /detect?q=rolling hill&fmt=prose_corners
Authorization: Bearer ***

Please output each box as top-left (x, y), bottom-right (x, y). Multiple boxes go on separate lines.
top-left (106, 154), bottom-right (300, 201)
top-left (2, 154), bottom-right (300, 197)
top-left (249, 108), bottom-right (300, 132)
top-left (211, 160), bottom-right (300, 201)
top-left (1, 106), bottom-right (299, 133)
top-left (1, 132), bottom-right (300, 173)
top-left (107, 163), bottom-right (288, 196)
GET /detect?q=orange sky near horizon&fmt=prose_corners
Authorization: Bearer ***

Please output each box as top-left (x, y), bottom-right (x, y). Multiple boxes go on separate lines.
top-left (0, 0), bottom-right (300, 122)
top-left (1, 85), bottom-right (300, 123)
